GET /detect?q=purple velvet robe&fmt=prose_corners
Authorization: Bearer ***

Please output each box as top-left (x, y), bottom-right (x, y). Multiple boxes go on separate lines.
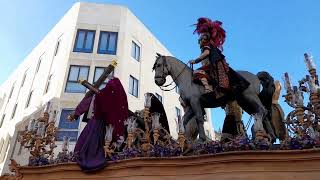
top-left (74, 78), bottom-right (128, 171)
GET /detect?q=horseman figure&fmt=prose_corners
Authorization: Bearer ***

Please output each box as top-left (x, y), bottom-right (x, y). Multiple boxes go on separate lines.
top-left (153, 17), bottom-right (285, 143)
top-left (189, 18), bottom-right (249, 99)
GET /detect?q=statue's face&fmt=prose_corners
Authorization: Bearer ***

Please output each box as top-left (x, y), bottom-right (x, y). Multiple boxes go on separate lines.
top-left (198, 34), bottom-right (209, 46)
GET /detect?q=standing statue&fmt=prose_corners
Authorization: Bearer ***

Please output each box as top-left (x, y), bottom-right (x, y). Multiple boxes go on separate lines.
top-left (256, 72), bottom-right (286, 142)
top-left (271, 80), bottom-right (286, 141)
top-left (69, 77), bottom-right (128, 171)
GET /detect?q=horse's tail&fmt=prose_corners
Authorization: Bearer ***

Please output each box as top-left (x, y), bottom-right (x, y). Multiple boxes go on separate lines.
top-left (256, 71), bottom-right (275, 109)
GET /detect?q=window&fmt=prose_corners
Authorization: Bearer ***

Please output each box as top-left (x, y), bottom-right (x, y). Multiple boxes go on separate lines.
top-left (98, 31), bottom-right (118, 54)
top-left (129, 75), bottom-right (139, 97)
top-left (73, 29), bottom-right (95, 53)
top-left (155, 93), bottom-right (163, 103)
top-left (21, 71), bottom-right (28, 87)
top-left (11, 104), bottom-right (17, 119)
top-left (56, 109), bottom-right (80, 142)
top-left (54, 39), bottom-right (61, 56)
top-left (175, 107), bottom-right (181, 119)
top-left (25, 91), bottom-right (33, 108)
top-left (35, 57), bottom-right (42, 74)
top-left (65, 65), bottom-right (90, 93)
top-left (8, 83), bottom-right (15, 99)
top-left (94, 67), bottom-right (114, 89)
top-left (45, 74), bottom-right (53, 94)
top-left (131, 41), bottom-right (140, 61)
top-left (0, 114), bottom-right (5, 128)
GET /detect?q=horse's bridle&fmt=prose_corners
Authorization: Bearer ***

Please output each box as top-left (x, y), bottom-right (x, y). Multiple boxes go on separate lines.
top-left (154, 56), bottom-right (189, 92)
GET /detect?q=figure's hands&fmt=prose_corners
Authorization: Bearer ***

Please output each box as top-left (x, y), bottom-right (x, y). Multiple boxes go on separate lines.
top-left (188, 60), bottom-right (196, 64)
top-left (67, 112), bottom-right (78, 122)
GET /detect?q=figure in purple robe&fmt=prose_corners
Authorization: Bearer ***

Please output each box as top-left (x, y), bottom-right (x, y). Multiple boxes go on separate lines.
top-left (72, 78), bottom-right (128, 171)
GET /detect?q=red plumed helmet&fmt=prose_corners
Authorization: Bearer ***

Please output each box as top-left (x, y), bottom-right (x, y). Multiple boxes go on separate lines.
top-left (194, 17), bottom-right (226, 50)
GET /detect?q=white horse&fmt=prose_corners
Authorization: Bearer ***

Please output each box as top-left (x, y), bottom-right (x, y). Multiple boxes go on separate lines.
top-left (153, 54), bottom-right (275, 142)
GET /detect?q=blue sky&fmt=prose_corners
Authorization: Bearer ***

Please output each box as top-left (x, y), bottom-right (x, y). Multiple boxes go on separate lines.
top-left (1, 0), bottom-right (320, 132)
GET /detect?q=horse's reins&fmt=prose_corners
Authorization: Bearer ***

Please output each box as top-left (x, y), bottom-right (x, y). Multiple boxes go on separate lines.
top-left (156, 56), bottom-right (189, 92)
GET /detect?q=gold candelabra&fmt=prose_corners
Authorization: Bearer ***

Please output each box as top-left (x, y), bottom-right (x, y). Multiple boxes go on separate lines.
top-left (18, 102), bottom-right (58, 166)
top-left (283, 53), bottom-right (320, 138)
top-left (121, 93), bottom-right (174, 155)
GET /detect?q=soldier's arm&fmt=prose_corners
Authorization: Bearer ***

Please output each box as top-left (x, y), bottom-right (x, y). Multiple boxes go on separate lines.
top-left (194, 49), bottom-right (210, 63)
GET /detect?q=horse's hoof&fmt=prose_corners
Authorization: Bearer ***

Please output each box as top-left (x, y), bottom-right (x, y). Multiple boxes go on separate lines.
top-left (196, 138), bottom-right (207, 144)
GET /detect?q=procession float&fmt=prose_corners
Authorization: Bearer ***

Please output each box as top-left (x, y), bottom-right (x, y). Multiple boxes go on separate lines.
top-left (1, 18), bottom-right (320, 180)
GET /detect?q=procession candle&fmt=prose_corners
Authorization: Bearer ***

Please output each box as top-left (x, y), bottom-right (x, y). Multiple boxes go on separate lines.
top-left (48, 116), bottom-right (55, 123)
top-left (41, 123), bottom-right (46, 137)
top-left (175, 118), bottom-right (179, 134)
top-left (125, 116), bottom-right (137, 133)
top-left (27, 119), bottom-right (35, 131)
top-left (34, 121), bottom-right (38, 133)
top-left (144, 93), bottom-right (152, 108)
top-left (306, 75), bottom-right (317, 93)
top-left (283, 72), bottom-right (292, 92)
top-left (151, 112), bottom-right (161, 129)
top-left (49, 110), bottom-right (57, 123)
top-left (293, 86), bottom-right (304, 106)
top-left (62, 136), bottom-right (70, 151)
top-left (131, 118), bottom-right (137, 131)
top-left (44, 101), bottom-right (51, 113)
top-left (178, 115), bottom-right (185, 134)
top-left (304, 53), bottom-right (317, 71)
top-left (124, 117), bottom-right (136, 148)
top-left (36, 122), bottom-right (44, 136)
top-left (105, 125), bottom-right (114, 142)
top-left (151, 112), bottom-right (161, 144)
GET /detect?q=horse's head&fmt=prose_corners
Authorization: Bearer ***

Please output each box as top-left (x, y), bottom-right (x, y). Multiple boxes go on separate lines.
top-left (152, 53), bottom-right (170, 86)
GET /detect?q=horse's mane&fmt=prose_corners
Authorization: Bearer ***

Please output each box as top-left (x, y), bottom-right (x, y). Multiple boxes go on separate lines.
top-left (153, 55), bottom-right (191, 72)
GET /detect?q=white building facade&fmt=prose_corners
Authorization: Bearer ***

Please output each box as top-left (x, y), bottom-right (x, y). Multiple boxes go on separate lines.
top-left (0, 2), bottom-right (214, 175)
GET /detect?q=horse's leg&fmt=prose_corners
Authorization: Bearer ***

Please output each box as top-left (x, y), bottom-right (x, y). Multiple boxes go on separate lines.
top-left (183, 106), bottom-right (194, 127)
top-left (190, 99), bottom-right (207, 142)
top-left (229, 101), bottom-right (245, 136)
top-left (182, 107), bottom-right (197, 141)
top-left (185, 117), bottom-right (199, 142)
top-left (221, 101), bottom-right (243, 141)
top-left (236, 92), bottom-right (267, 134)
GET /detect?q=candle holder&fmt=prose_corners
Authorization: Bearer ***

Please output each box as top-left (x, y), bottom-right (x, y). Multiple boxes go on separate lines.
top-left (144, 93), bottom-right (152, 143)
top-left (104, 125), bottom-right (114, 158)
top-left (62, 136), bottom-right (70, 152)
top-left (305, 76), bottom-right (320, 116)
top-left (283, 73), bottom-right (295, 107)
top-left (140, 137), bottom-right (153, 157)
top-left (304, 53), bottom-right (319, 85)
top-left (56, 136), bottom-right (75, 164)
top-left (177, 115), bottom-right (186, 152)
top-left (151, 112), bottom-right (161, 145)
top-left (284, 53), bottom-right (320, 140)
top-left (18, 101), bottom-right (59, 166)
top-left (124, 117), bottom-right (137, 149)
